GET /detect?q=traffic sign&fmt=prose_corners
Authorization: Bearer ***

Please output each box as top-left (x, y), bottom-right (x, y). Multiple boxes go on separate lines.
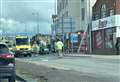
top-left (70, 33), bottom-right (78, 43)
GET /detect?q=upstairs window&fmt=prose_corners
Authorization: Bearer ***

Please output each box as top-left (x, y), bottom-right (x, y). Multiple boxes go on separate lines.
top-left (81, 0), bottom-right (84, 2)
top-left (101, 4), bottom-right (107, 18)
top-left (110, 9), bottom-right (114, 16)
top-left (81, 8), bottom-right (85, 20)
top-left (66, 0), bottom-right (68, 6)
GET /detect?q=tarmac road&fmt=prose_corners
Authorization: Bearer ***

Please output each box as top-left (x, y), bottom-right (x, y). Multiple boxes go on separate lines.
top-left (15, 55), bottom-right (120, 82)
top-left (0, 75), bottom-right (27, 82)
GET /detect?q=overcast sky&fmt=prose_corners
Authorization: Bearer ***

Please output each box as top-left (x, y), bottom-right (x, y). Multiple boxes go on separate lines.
top-left (0, 0), bottom-right (55, 35)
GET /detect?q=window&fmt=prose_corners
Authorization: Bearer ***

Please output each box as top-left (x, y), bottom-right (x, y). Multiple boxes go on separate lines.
top-left (65, 0), bottom-right (68, 8)
top-left (61, 1), bottom-right (63, 10)
top-left (105, 28), bottom-right (113, 48)
top-left (101, 4), bottom-right (107, 18)
top-left (65, 11), bottom-right (68, 17)
top-left (94, 13), bottom-right (99, 20)
top-left (110, 9), bottom-right (114, 16)
top-left (59, 2), bottom-right (62, 12)
top-left (93, 30), bottom-right (104, 49)
top-left (81, 8), bottom-right (85, 20)
top-left (66, 0), bottom-right (68, 5)
top-left (81, 0), bottom-right (84, 2)
top-left (62, 0), bottom-right (64, 9)
top-left (16, 38), bottom-right (29, 45)
top-left (57, 5), bottom-right (60, 14)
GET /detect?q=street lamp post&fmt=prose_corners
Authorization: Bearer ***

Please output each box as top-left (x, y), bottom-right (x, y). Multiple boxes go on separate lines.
top-left (0, 18), bottom-right (6, 36)
top-left (22, 22), bottom-right (28, 35)
top-left (70, 17), bottom-right (74, 53)
top-left (89, 0), bottom-right (92, 54)
top-left (32, 12), bottom-right (40, 34)
top-left (0, 0), bottom-right (3, 17)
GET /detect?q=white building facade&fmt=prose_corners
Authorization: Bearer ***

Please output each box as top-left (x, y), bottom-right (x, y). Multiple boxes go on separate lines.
top-left (57, 0), bottom-right (97, 32)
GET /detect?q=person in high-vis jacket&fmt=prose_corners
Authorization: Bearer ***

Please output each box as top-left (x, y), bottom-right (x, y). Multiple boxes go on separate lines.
top-left (32, 41), bottom-right (39, 56)
top-left (56, 39), bottom-right (64, 57)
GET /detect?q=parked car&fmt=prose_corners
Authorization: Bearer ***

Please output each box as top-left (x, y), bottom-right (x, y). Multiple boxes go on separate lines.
top-left (39, 47), bottom-right (49, 55)
top-left (0, 43), bottom-right (15, 82)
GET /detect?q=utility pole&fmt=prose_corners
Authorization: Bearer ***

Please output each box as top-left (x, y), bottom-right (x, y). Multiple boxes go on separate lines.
top-left (55, 0), bottom-right (57, 14)
top-left (89, 0), bottom-right (92, 54)
top-left (0, 0), bottom-right (3, 34)
top-left (36, 12), bottom-right (40, 34)
top-left (25, 23), bottom-right (27, 35)
top-left (62, 17), bottom-right (64, 42)
top-left (71, 17), bottom-right (73, 53)
top-left (77, 0), bottom-right (91, 54)
top-left (0, 0), bottom-right (3, 17)
top-left (32, 12), bottom-right (40, 34)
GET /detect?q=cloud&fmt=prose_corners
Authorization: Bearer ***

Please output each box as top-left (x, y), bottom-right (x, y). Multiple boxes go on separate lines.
top-left (0, 0), bottom-right (54, 35)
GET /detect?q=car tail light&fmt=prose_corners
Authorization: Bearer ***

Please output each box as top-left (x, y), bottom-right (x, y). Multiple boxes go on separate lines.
top-left (1, 54), bottom-right (14, 59)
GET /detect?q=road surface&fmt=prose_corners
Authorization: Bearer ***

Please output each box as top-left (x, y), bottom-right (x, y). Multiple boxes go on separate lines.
top-left (15, 55), bottom-right (120, 82)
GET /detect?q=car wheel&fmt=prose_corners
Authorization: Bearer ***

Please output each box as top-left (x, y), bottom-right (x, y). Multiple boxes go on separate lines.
top-left (8, 76), bottom-right (15, 82)
top-left (28, 53), bottom-right (32, 57)
top-left (14, 54), bottom-right (19, 57)
top-left (24, 55), bottom-right (27, 57)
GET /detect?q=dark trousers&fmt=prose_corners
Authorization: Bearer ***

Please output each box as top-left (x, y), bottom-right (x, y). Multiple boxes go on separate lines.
top-left (116, 47), bottom-right (119, 55)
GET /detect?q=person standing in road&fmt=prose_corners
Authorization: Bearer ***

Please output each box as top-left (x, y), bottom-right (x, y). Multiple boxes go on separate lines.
top-left (115, 38), bottom-right (120, 55)
top-left (56, 39), bottom-right (64, 58)
top-left (32, 41), bottom-right (39, 56)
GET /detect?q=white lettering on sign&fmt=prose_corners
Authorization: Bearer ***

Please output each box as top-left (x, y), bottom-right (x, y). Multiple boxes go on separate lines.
top-left (98, 20), bottom-right (107, 28)
top-left (92, 15), bottom-right (118, 31)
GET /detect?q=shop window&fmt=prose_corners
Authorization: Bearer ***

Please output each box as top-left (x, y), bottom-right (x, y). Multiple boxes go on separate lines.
top-left (93, 30), bottom-right (104, 49)
top-left (105, 28), bottom-right (113, 48)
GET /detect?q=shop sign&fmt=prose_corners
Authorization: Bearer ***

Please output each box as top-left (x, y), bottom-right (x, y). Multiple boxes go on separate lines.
top-left (92, 15), bottom-right (119, 31)
top-left (116, 27), bottom-right (120, 37)
top-left (0, 30), bottom-right (3, 35)
top-left (115, 15), bottom-right (120, 26)
top-left (70, 33), bottom-right (78, 43)
top-left (66, 33), bottom-right (69, 39)
top-left (98, 20), bottom-right (107, 28)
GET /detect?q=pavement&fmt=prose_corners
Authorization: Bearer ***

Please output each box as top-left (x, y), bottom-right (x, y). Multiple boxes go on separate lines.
top-left (63, 53), bottom-right (120, 59)
top-left (15, 54), bottom-right (120, 82)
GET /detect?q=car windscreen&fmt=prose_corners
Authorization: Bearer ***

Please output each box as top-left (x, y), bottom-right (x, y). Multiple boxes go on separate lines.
top-left (0, 44), bottom-right (9, 55)
top-left (0, 44), bottom-right (8, 49)
top-left (16, 38), bottom-right (29, 45)
top-left (0, 48), bottom-right (9, 55)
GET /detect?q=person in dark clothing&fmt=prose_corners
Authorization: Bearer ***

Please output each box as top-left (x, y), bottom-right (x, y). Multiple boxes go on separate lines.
top-left (115, 38), bottom-right (120, 55)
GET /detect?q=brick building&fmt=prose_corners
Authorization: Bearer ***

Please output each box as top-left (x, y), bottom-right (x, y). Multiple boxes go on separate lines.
top-left (92, 0), bottom-right (120, 54)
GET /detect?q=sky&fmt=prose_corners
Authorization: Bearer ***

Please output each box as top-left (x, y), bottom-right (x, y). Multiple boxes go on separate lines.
top-left (0, 0), bottom-right (55, 36)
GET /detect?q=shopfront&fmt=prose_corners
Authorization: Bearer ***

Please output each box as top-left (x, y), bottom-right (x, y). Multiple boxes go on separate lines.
top-left (92, 15), bottom-right (120, 54)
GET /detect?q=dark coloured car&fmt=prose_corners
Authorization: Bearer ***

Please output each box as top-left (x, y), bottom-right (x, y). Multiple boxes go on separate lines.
top-left (0, 43), bottom-right (15, 82)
